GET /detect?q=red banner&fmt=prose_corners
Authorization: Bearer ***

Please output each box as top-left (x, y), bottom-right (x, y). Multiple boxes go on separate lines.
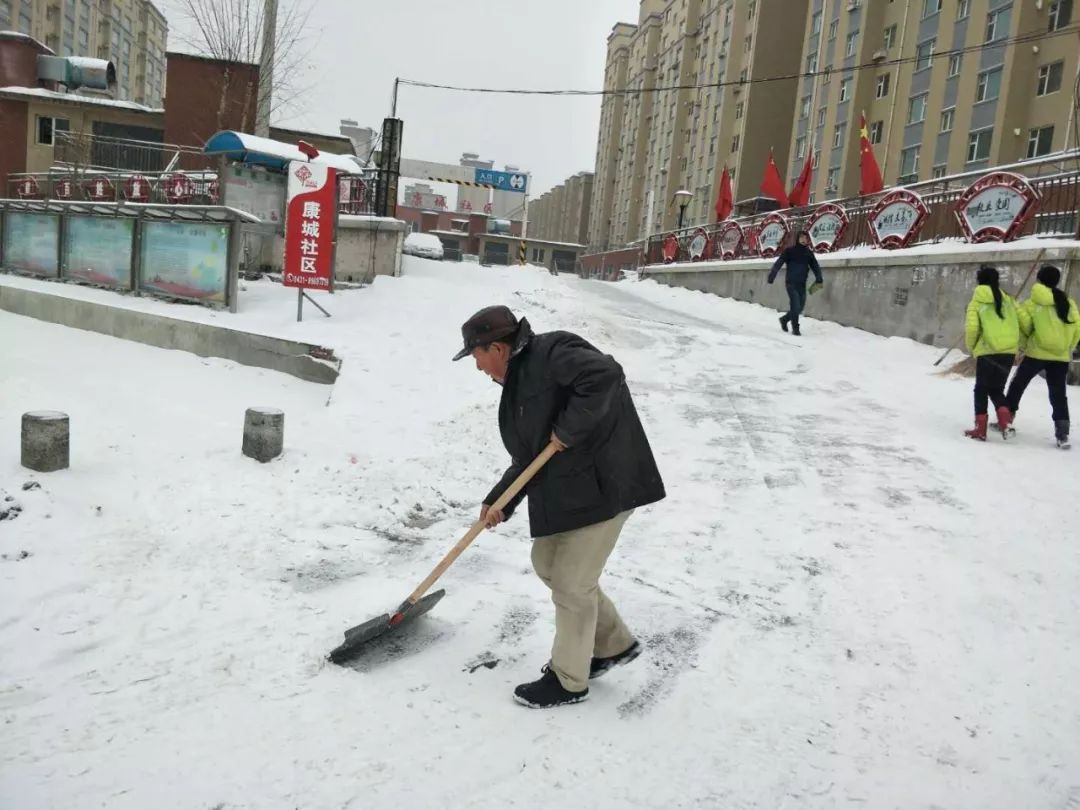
top-left (284, 161), bottom-right (337, 290)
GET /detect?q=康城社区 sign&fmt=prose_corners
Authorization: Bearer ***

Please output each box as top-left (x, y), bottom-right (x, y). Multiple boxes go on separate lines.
top-left (284, 161), bottom-right (338, 290)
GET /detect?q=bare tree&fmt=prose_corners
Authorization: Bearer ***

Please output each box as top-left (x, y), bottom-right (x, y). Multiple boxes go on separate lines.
top-left (172, 0), bottom-right (316, 135)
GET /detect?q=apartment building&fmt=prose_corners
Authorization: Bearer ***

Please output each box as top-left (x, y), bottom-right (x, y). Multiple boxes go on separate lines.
top-left (787, 0), bottom-right (1077, 201)
top-left (1, 0), bottom-right (168, 105)
top-left (588, 0), bottom-right (810, 250)
top-left (528, 171), bottom-right (594, 244)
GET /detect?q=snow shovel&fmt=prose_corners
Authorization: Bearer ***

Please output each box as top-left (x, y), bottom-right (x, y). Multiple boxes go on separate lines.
top-left (328, 441), bottom-right (560, 664)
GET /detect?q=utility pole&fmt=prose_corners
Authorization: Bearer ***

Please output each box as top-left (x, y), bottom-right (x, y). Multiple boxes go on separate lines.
top-left (255, 0), bottom-right (278, 137)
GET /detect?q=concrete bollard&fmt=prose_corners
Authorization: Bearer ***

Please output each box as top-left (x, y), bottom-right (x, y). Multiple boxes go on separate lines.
top-left (21, 411), bottom-right (70, 472)
top-left (242, 407), bottom-right (284, 463)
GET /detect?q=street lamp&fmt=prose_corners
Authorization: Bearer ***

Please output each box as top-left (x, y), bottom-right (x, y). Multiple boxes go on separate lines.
top-left (673, 189), bottom-right (693, 230)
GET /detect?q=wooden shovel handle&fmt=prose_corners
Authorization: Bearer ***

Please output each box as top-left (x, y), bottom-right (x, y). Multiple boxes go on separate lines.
top-left (401, 442), bottom-right (560, 608)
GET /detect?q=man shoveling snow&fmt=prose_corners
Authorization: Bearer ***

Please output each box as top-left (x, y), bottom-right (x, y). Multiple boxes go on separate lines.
top-left (454, 305), bottom-right (666, 708)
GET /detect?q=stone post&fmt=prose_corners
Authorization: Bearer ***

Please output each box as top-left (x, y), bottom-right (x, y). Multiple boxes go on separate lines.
top-left (242, 408), bottom-right (284, 463)
top-left (21, 412), bottom-right (70, 472)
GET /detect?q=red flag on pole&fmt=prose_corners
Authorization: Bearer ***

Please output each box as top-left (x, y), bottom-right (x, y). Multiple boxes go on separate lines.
top-left (859, 112), bottom-right (884, 195)
top-left (760, 149), bottom-right (790, 208)
top-left (715, 166), bottom-right (733, 221)
top-left (789, 150), bottom-right (813, 207)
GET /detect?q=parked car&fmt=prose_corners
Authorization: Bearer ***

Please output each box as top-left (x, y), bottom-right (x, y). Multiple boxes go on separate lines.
top-left (403, 232), bottom-right (445, 261)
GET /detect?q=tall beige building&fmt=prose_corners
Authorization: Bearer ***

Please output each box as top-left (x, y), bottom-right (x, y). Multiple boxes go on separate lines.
top-left (786, 0), bottom-right (1078, 201)
top-left (528, 171), bottom-right (594, 244)
top-left (2, 0), bottom-right (168, 106)
top-left (589, 0), bottom-right (811, 251)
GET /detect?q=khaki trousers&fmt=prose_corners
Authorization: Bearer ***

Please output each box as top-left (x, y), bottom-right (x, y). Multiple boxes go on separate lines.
top-left (531, 510), bottom-right (635, 693)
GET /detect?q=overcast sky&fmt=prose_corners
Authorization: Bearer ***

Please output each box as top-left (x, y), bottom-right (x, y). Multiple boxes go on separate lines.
top-left (162, 0), bottom-right (634, 197)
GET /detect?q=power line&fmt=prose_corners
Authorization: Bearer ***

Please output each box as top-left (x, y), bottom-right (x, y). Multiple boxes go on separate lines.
top-left (398, 24), bottom-right (1079, 98)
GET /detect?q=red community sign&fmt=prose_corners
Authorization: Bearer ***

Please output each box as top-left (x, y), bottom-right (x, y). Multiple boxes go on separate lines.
top-left (954, 171), bottom-right (1040, 243)
top-left (283, 160), bottom-right (338, 290)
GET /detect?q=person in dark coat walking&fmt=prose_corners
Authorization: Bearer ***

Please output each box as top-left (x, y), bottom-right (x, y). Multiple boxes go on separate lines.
top-left (767, 230), bottom-right (824, 336)
top-left (453, 305), bottom-right (665, 709)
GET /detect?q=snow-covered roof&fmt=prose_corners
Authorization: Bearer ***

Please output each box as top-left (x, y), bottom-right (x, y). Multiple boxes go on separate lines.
top-left (0, 30), bottom-right (54, 54)
top-left (0, 85), bottom-right (162, 113)
top-left (66, 56), bottom-right (110, 70)
top-left (203, 131), bottom-right (362, 173)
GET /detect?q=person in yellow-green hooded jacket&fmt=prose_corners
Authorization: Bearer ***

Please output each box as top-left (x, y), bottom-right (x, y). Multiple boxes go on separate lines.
top-left (963, 266), bottom-right (1020, 441)
top-left (1004, 265), bottom-right (1080, 449)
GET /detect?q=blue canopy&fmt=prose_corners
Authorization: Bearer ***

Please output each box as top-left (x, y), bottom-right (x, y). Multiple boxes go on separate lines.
top-left (203, 131), bottom-right (361, 173)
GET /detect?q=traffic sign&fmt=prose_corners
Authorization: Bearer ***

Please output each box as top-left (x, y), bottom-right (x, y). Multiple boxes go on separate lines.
top-left (474, 168), bottom-right (528, 194)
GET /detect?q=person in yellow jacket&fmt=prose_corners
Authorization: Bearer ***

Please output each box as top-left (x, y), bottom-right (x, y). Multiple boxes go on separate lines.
top-left (1004, 265), bottom-right (1080, 449)
top-left (963, 266), bottom-right (1020, 440)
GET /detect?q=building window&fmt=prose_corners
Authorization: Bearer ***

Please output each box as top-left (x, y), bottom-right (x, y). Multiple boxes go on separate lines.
top-left (531, 248), bottom-right (546, 263)
top-left (800, 95), bottom-right (812, 119)
top-left (829, 19), bottom-right (838, 40)
top-left (923, 0), bottom-right (942, 17)
top-left (900, 146), bottom-right (921, 177)
top-left (833, 124), bottom-right (843, 147)
top-left (839, 78), bottom-right (852, 102)
top-left (876, 73), bottom-right (891, 98)
top-left (985, 8), bottom-right (1010, 42)
top-left (1049, 0), bottom-right (1072, 31)
top-left (796, 136), bottom-right (807, 159)
top-left (948, 54), bottom-right (962, 77)
top-left (811, 10), bottom-right (822, 33)
top-left (1027, 125), bottom-right (1055, 158)
top-left (739, 67), bottom-right (748, 83)
top-left (807, 53), bottom-right (818, 73)
top-left (915, 39), bottom-right (935, 71)
top-left (957, 0), bottom-right (971, 20)
top-left (932, 165), bottom-right (948, 179)
top-left (908, 94), bottom-right (928, 124)
top-left (35, 116), bottom-right (70, 145)
top-left (976, 68), bottom-right (1002, 103)
top-left (732, 134), bottom-right (740, 152)
top-left (846, 30), bottom-right (859, 57)
top-left (967, 128), bottom-right (993, 162)
top-left (883, 24), bottom-right (898, 50)
top-left (823, 64), bottom-right (833, 84)
top-left (1037, 61), bottom-right (1064, 96)
top-left (826, 167), bottom-right (839, 191)
top-left (748, 0), bottom-right (756, 18)
top-left (870, 120), bottom-right (884, 144)
top-left (735, 101), bottom-right (744, 119)
top-left (744, 34), bottom-right (752, 52)
top-left (940, 108), bottom-right (955, 132)
top-left (817, 108), bottom-right (827, 127)
top-left (812, 149), bottom-right (821, 169)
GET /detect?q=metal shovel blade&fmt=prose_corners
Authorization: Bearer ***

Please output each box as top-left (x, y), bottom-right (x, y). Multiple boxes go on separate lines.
top-left (328, 589), bottom-right (447, 665)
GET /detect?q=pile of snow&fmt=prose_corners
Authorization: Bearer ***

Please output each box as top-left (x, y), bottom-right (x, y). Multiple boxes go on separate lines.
top-left (403, 231), bottom-right (445, 260)
top-left (1, 257), bottom-right (1078, 808)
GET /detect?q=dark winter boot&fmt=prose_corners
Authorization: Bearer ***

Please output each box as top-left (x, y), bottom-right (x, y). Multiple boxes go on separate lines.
top-left (513, 668), bottom-right (588, 709)
top-left (964, 414), bottom-right (989, 441)
top-left (590, 639), bottom-right (643, 679)
top-left (1055, 420), bottom-right (1071, 450)
top-left (779, 315), bottom-right (790, 333)
top-left (791, 318), bottom-right (802, 337)
top-left (995, 406), bottom-right (1014, 439)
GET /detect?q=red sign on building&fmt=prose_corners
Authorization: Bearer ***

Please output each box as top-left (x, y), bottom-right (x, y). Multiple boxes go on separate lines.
top-left (16, 176), bottom-right (40, 198)
top-left (661, 233), bottom-right (680, 263)
top-left (83, 175), bottom-right (115, 201)
top-left (688, 227), bottom-right (711, 261)
top-left (756, 213), bottom-right (791, 258)
top-left (954, 171), bottom-right (1040, 243)
top-left (714, 221), bottom-right (744, 260)
top-left (54, 177), bottom-right (75, 200)
top-left (283, 160), bottom-right (337, 290)
top-left (163, 173), bottom-right (194, 203)
top-left (805, 203), bottom-right (850, 252)
top-left (868, 189), bottom-right (929, 249)
top-left (124, 174), bottom-right (151, 202)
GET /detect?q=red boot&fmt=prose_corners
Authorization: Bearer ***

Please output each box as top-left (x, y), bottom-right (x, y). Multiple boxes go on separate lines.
top-left (995, 406), bottom-right (1014, 439)
top-left (965, 414), bottom-right (988, 441)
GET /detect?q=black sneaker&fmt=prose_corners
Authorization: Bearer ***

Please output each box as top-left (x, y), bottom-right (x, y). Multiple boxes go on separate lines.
top-left (541, 639), bottom-right (643, 680)
top-left (590, 640), bottom-right (643, 679)
top-left (779, 316), bottom-right (789, 333)
top-left (513, 668), bottom-right (588, 709)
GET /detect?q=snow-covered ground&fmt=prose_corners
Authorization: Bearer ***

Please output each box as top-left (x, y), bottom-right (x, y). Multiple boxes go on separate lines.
top-left (2, 258), bottom-right (1078, 809)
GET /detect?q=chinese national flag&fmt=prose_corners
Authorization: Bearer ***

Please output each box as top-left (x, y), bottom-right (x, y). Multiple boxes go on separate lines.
top-left (760, 149), bottom-right (790, 208)
top-left (789, 150), bottom-right (813, 207)
top-left (859, 113), bottom-right (884, 195)
top-left (715, 166), bottom-right (733, 221)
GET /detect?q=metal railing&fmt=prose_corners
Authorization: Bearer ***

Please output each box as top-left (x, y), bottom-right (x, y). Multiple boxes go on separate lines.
top-left (53, 131), bottom-right (214, 174)
top-left (646, 160), bottom-right (1080, 265)
top-left (8, 170), bottom-right (219, 206)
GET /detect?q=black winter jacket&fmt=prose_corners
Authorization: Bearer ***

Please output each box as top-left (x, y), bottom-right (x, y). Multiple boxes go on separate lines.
top-left (768, 245), bottom-right (823, 288)
top-left (483, 320), bottom-right (665, 537)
